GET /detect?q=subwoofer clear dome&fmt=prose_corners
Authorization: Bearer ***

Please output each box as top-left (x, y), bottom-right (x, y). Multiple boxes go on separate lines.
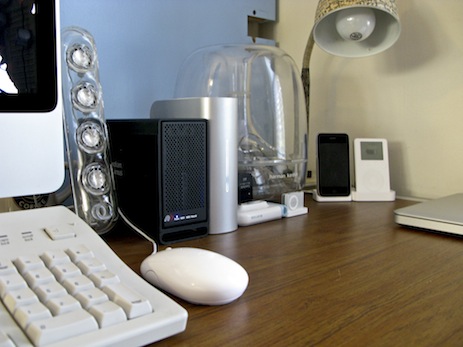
top-left (175, 44), bottom-right (308, 201)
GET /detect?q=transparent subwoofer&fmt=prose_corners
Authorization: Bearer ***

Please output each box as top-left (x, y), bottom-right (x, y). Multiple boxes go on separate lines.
top-left (175, 44), bottom-right (308, 201)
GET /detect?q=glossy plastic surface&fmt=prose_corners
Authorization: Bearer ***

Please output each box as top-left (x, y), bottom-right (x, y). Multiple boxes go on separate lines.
top-left (141, 247), bottom-right (249, 305)
top-left (175, 44), bottom-right (307, 201)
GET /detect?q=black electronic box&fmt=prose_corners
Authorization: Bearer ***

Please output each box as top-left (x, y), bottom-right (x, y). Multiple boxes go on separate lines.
top-left (107, 119), bottom-right (209, 244)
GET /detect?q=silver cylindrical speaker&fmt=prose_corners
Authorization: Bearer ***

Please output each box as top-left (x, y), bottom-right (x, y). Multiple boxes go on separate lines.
top-left (151, 97), bottom-right (238, 234)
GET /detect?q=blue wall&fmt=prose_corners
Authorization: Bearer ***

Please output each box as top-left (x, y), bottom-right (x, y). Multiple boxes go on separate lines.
top-left (61, 0), bottom-right (276, 119)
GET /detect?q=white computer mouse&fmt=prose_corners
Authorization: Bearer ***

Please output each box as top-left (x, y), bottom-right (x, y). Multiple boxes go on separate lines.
top-left (140, 247), bottom-right (249, 305)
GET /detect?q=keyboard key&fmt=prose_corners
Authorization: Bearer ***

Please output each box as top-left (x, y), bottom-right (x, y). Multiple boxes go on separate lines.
top-left (62, 275), bottom-right (95, 295)
top-left (3, 288), bottom-right (39, 313)
top-left (44, 225), bottom-right (76, 240)
top-left (46, 294), bottom-right (82, 316)
top-left (14, 256), bottom-right (44, 274)
top-left (88, 301), bottom-right (127, 328)
top-left (75, 287), bottom-right (108, 309)
top-left (14, 302), bottom-right (52, 329)
top-left (0, 259), bottom-right (17, 276)
top-left (26, 309), bottom-right (98, 346)
top-left (0, 273), bottom-right (27, 298)
top-left (35, 282), bottom-right (67, 303)
top-left (51, 262), bottom-right (81, 281)
top-left (41, 250), bottom-right (71, 268)
top-left (77, 258), bottom-right (106, 275)
top-left (0, 330), bottom-right (15, 347)
top-left (66, 245), bottom-right (94, 262)
top-left (23, 267), bottom-right (55, 289)
top-left (89, 270), bottom-right (120, 288)
top-left (103, 283), bottom-right (153, 319)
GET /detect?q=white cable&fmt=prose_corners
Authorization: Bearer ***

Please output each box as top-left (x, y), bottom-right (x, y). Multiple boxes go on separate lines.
top-left (117, 207), bottom-right (158, 255)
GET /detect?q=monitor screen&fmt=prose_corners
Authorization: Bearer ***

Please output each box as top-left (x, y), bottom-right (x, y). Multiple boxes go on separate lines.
top-left (0, 0), bottom-right (58, 110)
top-left (0, 0), bottom-right (64, 198)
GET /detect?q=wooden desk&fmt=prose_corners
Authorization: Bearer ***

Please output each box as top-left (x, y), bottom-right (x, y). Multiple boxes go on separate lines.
top-left (104, 197), bottom-right (463, 346)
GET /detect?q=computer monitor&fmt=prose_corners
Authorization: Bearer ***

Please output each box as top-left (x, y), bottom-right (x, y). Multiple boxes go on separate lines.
top-left (0, 0), bottom-right (64, 198)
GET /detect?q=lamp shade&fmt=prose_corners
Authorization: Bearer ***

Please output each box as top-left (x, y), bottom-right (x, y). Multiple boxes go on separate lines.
top-left (313, 0), bottom-right (401, 57)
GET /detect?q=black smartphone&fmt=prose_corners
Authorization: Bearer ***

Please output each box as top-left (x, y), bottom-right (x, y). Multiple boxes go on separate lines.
top-left (317, 133), bottom-right (351, 197)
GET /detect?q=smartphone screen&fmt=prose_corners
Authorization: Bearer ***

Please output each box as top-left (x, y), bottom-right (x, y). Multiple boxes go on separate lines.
top-left (317, 134), bottom-right (350, 196)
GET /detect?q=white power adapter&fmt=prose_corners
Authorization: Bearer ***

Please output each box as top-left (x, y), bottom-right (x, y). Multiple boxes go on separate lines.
top-left (237, 201), bottom-right (286, 226)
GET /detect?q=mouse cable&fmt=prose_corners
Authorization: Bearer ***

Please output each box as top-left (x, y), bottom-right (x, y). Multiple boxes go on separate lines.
top-left (117, 207), bottom-right (158, 255)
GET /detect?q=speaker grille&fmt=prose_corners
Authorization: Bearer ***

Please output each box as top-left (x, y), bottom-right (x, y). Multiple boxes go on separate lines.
top-left (161, 121), bottom-right (207, 216)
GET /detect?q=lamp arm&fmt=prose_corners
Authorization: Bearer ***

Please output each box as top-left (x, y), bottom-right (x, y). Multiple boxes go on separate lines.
top-left (301, 29), bottom-right (315, 122)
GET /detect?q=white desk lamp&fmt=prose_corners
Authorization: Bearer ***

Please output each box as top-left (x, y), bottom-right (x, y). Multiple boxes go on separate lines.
top-left (302, 0), bottom-right (401, 101)
top-left (303, 0), bottom-right (401, 201)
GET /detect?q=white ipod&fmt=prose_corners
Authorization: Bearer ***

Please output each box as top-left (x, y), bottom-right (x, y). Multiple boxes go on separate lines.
top-left (352, 138), bottom-right (395, 201)
top-left (281, 191), bottom-right (308, 217)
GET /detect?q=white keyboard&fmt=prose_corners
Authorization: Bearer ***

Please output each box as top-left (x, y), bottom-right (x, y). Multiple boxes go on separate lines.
top-left (0, 206), bottom-right (187, 347)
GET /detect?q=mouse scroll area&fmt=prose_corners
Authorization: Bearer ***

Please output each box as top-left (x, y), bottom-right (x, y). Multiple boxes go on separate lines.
top-left (140, 247), bottom-right (249, 305)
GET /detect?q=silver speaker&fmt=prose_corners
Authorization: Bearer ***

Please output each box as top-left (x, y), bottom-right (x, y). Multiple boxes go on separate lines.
top-left (151, 97), bottom-right (238, 234)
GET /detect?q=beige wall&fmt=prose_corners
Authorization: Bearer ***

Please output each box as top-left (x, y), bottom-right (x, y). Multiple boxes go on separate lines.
top-left (273, 0), bottom-right (463, 200)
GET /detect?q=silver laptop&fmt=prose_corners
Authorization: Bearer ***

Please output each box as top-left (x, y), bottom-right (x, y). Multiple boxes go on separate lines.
top-left (394, 193), bottom-right (463, 235)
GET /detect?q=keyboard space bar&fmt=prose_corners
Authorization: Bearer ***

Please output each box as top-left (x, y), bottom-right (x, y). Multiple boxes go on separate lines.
top-left (26, 309), bottom-right (98, 346)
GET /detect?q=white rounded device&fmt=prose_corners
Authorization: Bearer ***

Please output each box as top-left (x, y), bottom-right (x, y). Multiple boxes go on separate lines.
top-left (141, 247), bottom-right (249, 305)
top-left (352, 138), bottom-right (395, 201)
